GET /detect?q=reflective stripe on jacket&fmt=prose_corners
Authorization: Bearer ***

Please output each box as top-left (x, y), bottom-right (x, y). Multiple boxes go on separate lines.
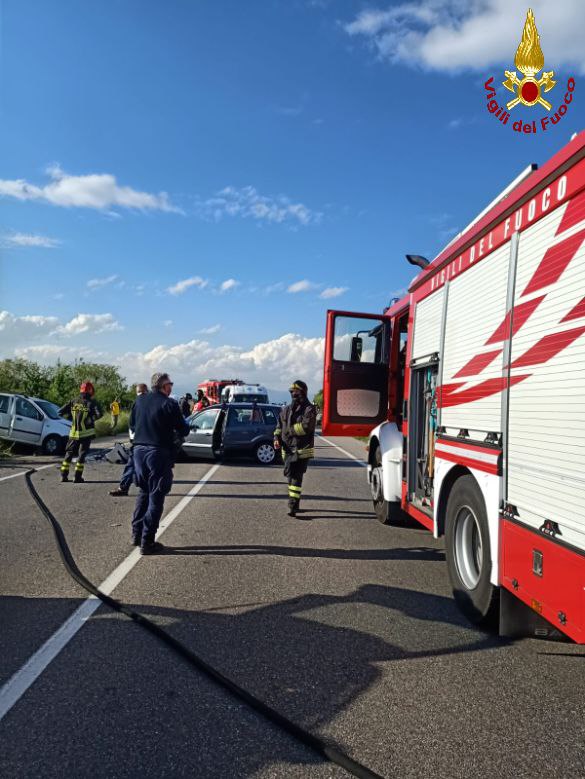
top-left (275, 399), bottom-right (316, 460)
top-left (59, 395), bottom-right (102, 439)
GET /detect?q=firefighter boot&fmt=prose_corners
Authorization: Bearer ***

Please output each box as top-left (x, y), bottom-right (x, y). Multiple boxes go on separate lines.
top-left (73, 463), bottom-right (85, 483)
top-left (287, 499), bottom-right (300, 517)
top-left (60, 461), bottom-right (70, 482)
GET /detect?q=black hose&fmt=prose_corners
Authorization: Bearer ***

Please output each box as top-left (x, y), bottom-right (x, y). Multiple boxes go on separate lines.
top-left (24, 469), bottom-right (385, 779)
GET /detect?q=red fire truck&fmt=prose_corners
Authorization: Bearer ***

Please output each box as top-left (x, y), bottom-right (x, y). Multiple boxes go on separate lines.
top-left (196, 379), bottom-right (244, 404)
top-left (322, 131), bottom-right (585, 643)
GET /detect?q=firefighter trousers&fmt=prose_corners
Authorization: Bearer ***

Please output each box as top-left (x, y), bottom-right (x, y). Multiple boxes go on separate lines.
top-left (61, 437), bottom-right (92, 479)
top-left (284, 458), bottom-right (309, 508)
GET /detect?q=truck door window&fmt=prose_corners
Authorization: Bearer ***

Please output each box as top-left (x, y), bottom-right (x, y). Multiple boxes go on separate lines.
top-left (334, 317), bottom-right (385, 364)
top-left (0, 395), bottom-right (9, 413)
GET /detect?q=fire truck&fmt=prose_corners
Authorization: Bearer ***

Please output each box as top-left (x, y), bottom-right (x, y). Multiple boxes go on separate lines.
top-left (196, 379), bottom-right (244, 404)
top-left (322, 132), bottom-right (585, 643)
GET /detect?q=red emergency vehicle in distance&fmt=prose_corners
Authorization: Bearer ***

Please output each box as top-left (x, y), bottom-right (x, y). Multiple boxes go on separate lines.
top-left (196, 379), bottom-right (244, 405)
top-left (322, 131), bottom-right (585, 644)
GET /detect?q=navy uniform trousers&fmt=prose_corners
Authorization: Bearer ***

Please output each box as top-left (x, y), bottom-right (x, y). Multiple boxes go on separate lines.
top-left (132, 445), bottom-right (173, 543)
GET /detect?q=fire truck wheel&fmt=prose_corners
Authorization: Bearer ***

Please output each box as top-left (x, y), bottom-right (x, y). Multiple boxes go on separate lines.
top-left (372, 447), bottom-right (405, 525)
top-left (445, 475), bottom-right (499, 626)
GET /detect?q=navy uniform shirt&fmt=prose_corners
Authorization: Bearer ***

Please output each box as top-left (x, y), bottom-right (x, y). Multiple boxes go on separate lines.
top-left (130, 391), bottom-right (190, 452)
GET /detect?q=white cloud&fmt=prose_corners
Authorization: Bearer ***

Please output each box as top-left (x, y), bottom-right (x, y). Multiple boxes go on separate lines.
top-left (14, 344), bottom-right (102, 362)
top-left (0, 313), bottom-right (326, 392)
top-left (0, 163), bottom-right (181, 214)
top-left (220, 278), bottom-right (240, 293)
top-left (344, 1), bottom-right (585, 73)
top-left (1, 232), bottom-right (61, 248)
top-left (0, 310), bottom-right (60, 350)
top-left (196, 185), bottom-right (322, 226)
top-left (319, 286), bottom-right (348, 299)
top-left (53, 313), bottom-right (122, 337)
top-left (118, 333), bottom-right (325, 391)
top-left (87, 274), bottom-right (119, 290)
top-left (199, 324), bottom-right (221, 334)
top-left (166, 276), bottom-right (208, 295)
top-left (288, 279), bottom-right (318, 293)
top-left (163, 320), bottom-right (173, 327)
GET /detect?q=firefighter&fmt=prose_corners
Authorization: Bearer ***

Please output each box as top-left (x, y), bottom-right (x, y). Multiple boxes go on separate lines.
top-left (273, 380), bottom-right (316, 517)
top-left (58, 381), bottom-right (103, 483)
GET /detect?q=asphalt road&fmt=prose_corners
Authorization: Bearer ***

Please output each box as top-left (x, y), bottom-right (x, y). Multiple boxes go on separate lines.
top-left (1, 435), bottom-right (584, 779)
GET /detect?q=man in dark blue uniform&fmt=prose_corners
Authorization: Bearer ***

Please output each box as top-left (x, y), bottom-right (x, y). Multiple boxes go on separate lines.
top-left (130, 372), bottom-right (189, 555)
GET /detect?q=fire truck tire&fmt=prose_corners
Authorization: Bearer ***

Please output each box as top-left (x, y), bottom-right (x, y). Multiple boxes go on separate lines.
top-left (445, 475), bottom-right (499, 626)
top-left (372, 447), bottom-right (406, 525)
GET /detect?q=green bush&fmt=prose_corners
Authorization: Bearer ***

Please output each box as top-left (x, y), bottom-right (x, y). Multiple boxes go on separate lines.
top-left (95, 411), bottom-right (130, 437)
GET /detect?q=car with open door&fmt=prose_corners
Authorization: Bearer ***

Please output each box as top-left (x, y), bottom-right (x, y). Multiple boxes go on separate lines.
top-left (182, 402), bottom-right (282, 465)
top-left (0, 393), bottom-right (72, 455)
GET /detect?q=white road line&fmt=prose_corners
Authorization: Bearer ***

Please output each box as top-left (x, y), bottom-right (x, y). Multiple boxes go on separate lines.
top-left (317, 434), bottom-right (368, 467)
top-left (0, 464), bottom-right (54, 483)
top-left (0, 462), bottom-right (221, 722)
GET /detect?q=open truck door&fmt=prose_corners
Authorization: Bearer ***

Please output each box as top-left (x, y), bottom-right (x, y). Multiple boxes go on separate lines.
top-left (322, 310), bottom-right (390, 437)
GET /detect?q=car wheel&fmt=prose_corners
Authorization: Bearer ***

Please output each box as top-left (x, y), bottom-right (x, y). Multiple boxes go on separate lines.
top-left (42, 434), bottom-right (62, 456)
top-left (445, 474), bottom-right (499, 626)
top-left (255, 441), bottom-right (276, 465)
top-left (372, 446), bottom-right (404, 524)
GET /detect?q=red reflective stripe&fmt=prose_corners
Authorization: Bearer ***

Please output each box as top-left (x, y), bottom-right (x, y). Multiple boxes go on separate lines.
top-left (522, 228), bottom-right (585, 296)
top-left (509, 326), bottom-right (585, 369)
top-left (436, 438), bottom-right (501, 456)
top-left (486, 295), bottom-right (545, 345)
top-left (438, 374), bottom-right (530, 408)
top-left (561, 296), bottom-right (585, 322)
top-left (556, 188), bottom-right (585, 235)
top-left (435, 450), bottom-right (500, 475)
top-left (453, 348), bottom-right (503, 378)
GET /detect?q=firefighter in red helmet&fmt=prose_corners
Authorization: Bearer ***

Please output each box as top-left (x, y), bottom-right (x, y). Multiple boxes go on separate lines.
top-left (58, 381), bottom-right (102, 483)
top-left (273, 379), bottom-right (316, 517)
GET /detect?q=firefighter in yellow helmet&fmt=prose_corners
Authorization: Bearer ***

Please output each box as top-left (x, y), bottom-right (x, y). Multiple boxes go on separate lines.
top-left (273, 380), bottom-right (316, 517)
top-left (58, 381), bottom-right (102, 483)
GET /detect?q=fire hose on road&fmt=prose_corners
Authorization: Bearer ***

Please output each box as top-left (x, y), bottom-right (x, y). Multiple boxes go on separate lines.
top-left (23, 468), bottom-right (385, 779)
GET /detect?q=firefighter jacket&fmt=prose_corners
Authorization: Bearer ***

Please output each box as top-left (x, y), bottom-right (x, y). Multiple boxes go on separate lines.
top-left (59, 395), bottom-right (102, 440)
top-left (274, 399), bottom-right (316, 460)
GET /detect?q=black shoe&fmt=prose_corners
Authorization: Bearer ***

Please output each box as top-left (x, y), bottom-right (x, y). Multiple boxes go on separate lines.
top-left (140, 541), bottom-right (165, 555)
top-left (73, 476), bottom-right (85, 484)
top-left (132, 535), bottom-right (141, 547)
top-left (110, 487), bottom-right (129, 496)
top-left (287, 501), bottom-right (299, 517)
top-left (60, 475), bottom-right (69, 483)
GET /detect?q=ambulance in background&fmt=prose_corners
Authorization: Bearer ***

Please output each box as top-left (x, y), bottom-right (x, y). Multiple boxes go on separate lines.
top-left (221, 384), bottom-right (269, 404)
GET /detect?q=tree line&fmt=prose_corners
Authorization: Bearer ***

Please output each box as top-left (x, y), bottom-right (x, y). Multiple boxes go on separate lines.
top-left (0, 358), bottom-right (135, 409)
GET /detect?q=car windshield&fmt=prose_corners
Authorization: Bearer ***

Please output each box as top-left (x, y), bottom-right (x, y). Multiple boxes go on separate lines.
top-left (34, 400), bottom-right (61, 419)
top-left (234, 394), bottom-right (267, 403)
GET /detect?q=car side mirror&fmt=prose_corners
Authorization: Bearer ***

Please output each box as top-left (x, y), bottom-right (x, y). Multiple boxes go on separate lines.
top-left (350, 336), bottom-right (363, 362)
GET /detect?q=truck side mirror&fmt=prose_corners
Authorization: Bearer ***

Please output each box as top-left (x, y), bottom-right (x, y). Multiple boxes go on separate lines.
top-left (350, 336), bottom-right (363, 362)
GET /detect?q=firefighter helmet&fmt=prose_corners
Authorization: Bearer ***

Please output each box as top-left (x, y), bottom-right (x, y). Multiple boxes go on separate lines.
top-left (289, 380), bottom-right (308, 395)
top-left (80, 381), bottom-right (95, 395)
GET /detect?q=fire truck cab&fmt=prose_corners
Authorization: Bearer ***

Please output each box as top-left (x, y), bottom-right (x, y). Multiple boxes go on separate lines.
top-left (323, 131), bottom-right (585, 643)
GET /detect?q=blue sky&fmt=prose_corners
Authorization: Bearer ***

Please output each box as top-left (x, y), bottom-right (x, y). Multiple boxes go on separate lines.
top-left (1, 0), bottom-right (584, 394)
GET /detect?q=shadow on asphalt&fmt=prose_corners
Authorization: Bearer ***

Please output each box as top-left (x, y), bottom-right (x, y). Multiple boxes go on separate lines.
top-left (0, 585), bottom-right (504, 778)
top-left (159, 544), bottom-right (446, 561)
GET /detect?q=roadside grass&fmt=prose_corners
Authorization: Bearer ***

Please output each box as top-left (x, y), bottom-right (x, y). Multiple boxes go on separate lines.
top-left (95, 411), bottom-right (130, 437)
